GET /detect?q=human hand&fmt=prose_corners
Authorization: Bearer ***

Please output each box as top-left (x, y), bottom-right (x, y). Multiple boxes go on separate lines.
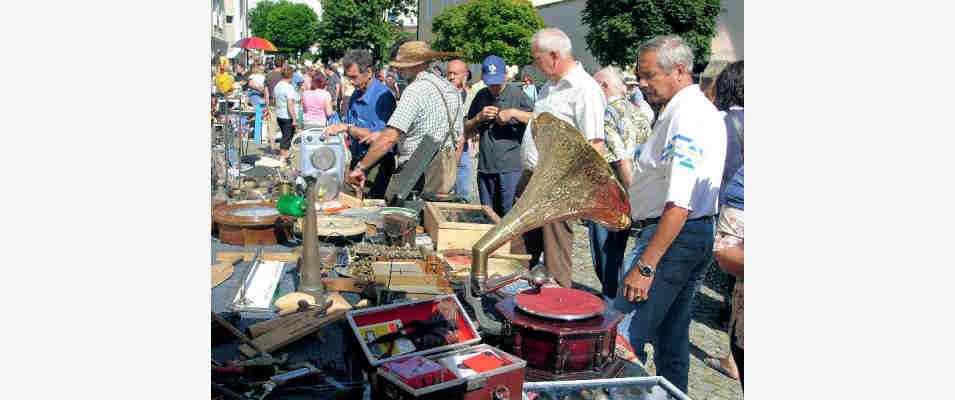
top-left (347, 168), bottom-right (366, 188)
top-left (495, 109), bottom-right (512, 125)
top-left (622, 262), bottom-right (654, 302)
top-left (360, 131), bottom-right (379, 145)
top-left (480, 106), bottom-right (499, 122)
top-left (324, 123), bottom-right (348, 135)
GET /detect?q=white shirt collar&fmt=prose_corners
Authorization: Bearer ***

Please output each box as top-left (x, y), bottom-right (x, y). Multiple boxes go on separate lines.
top-left (659, 84), bottom-right (701, 120)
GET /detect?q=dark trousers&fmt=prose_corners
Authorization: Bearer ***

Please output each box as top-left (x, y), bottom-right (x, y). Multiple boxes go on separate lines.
top-left (522, 221), bottom-right (574, 288)
top-left (587, 221), bottom-right (631, 299)
top-left (277, 117), bottom-right (294, 150)
top-left (514, 169), bottom-right (573, 288)
top-left (477, 171), bottom-right (522, 218)
top-left (613, 217), bottom-right (716, 393)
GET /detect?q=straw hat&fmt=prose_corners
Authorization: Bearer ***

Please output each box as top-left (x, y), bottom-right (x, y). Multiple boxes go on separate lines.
top-left (390, 41), bottom-right (460, 68)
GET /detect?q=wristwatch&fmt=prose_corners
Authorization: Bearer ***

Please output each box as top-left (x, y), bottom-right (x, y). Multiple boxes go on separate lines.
top-left (637, 259), bottom-right (655, 278)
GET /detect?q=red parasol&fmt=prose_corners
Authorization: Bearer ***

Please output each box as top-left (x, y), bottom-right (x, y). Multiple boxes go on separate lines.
top-left (233, 37), bottom-right (278, 52)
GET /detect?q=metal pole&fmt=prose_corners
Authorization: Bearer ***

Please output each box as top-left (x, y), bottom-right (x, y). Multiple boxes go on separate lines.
top-left (299, 181), bottom-right (327, 306)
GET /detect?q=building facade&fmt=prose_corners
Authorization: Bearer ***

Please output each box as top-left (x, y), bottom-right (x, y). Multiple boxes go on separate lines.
top-left (212, 0), bottom-right (229, 59)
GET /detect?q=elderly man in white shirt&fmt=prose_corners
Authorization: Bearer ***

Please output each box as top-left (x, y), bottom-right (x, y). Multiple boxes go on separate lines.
top-left (516, 27), bottom-right (607, 289)
top-left (612, 35), bottom-right (727, 393)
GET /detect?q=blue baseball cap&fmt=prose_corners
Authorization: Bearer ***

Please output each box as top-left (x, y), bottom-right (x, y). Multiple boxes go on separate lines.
top-left (482, 55), bottom-right (506, 85)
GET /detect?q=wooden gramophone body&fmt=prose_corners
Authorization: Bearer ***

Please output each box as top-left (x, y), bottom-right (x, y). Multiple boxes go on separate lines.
top-left (495, 290), bottom-right (625, 381)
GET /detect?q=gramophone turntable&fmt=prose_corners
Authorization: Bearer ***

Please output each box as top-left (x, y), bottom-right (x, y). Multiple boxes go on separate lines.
top-left (459, 112), bottom-right (632, 381)
top-left (495, 287), bottom-right (625, 381)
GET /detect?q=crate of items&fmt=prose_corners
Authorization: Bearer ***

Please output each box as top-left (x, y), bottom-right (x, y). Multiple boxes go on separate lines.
top-left (422, 202), bottom-right (512, 255)
top-left (346, 295), bottom-right (526, 400)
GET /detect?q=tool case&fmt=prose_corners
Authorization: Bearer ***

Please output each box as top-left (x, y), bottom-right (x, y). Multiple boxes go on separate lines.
top-left (346, 295), bottom-right (526, 400)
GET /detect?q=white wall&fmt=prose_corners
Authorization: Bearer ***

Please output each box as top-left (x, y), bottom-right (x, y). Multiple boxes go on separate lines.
top-left (710, 0), bottom-right (743, 61)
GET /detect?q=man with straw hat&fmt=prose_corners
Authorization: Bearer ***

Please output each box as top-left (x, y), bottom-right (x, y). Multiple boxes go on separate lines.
top-left (346, 41), bottom-right (464, 201)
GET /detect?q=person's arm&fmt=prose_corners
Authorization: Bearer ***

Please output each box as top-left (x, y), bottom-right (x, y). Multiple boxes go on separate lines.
top-left (611, 158), bottom-right (635, 189)
top-left (287, 96), bottom-right (297, 127)
top-left (715, 244), bottom-right (744, 277)
top-left (621, 202), bottom-right (688, 302)
top-left (324, 97), bottom-right (334, 120)
top-left (497, 108), bottom-right (532, 124)
top-left (589, 139), bottom-right (608, 155)
top-left (623, 116), bottom-right (708, 302)
top-left (347, 127), bottom-right (400, 187)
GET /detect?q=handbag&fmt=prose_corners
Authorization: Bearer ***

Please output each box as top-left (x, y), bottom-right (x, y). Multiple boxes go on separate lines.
top-left (421, 79), bottom-right (461, 195)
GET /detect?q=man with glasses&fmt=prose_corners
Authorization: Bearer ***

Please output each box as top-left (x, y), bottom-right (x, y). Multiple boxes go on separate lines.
top-left (324, 49), bottom-right (398, 198)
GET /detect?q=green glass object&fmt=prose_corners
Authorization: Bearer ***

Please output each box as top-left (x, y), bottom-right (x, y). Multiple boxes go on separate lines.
top-left (276, 194), bottom-right (306, 217)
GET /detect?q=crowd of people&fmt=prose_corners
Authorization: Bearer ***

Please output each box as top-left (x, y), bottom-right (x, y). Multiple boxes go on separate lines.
top-left (212, 27), bottom-right (744, 393)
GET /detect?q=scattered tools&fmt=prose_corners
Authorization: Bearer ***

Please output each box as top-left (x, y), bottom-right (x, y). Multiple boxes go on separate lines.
top-left (212, 311), bottom-right (270, 358)
top-left (239, 309), bottom-right (347, 357)
top-left (258, 362), bottom-right (325, 400)
top-left (215, 250), bottom-right (300, 263)
top-left (274, 292), bottom-right (319, 316)
top-left (248, 299), bottom-right (331, 338)
top-left (212, 255), bottom-right (244, 288)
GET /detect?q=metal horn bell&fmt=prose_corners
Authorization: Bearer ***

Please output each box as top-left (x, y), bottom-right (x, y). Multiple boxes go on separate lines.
top-left (469, 112), bottom-right (632, 295)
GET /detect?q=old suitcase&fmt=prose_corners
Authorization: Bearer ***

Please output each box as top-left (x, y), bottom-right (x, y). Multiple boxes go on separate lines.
top-left (346, 295), bottom-right (527, 400)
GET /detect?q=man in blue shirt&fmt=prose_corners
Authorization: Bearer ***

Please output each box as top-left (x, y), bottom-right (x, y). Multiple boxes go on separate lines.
top-left (325, 50), bottom-right (398, 198)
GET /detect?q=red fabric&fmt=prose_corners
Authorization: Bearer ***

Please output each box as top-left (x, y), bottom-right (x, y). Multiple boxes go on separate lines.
top-left (352, 300), bottom-right (477, 342)
top-left (462, 352), bottom-right (508, 373)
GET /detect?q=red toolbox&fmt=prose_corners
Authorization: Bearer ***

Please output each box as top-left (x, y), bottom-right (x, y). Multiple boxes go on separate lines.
top-left (346, 295), bottom-right (527, 400)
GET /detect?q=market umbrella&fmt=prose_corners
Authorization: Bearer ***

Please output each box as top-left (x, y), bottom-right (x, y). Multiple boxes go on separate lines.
top-left (233, 37), bottom-right (278, 67)
top-left (233, 37), bottom-right (278, 52)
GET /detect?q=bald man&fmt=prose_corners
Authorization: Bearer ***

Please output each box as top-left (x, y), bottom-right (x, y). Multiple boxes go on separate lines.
top-left (446, 58), bottom-right (473, 201)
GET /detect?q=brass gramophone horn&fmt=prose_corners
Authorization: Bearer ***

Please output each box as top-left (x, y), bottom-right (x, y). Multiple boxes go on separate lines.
top-left (469, 112), bottom-right (632, 295)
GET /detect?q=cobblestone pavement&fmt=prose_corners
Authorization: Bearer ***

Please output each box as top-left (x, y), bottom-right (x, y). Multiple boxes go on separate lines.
top-left (568, 223), bottom-right (743, 400)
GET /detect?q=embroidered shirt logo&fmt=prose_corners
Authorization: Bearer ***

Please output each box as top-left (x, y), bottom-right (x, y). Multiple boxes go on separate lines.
top-left (661, 134), bottom-right (703, 170)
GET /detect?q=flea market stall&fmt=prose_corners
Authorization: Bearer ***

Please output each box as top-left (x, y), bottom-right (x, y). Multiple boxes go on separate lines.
top-left (210, 100), bottom-right (690, 399)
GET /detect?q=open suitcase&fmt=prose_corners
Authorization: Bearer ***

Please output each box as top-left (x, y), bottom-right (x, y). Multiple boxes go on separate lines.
top-left (346, 295), bottom-right (526, 400)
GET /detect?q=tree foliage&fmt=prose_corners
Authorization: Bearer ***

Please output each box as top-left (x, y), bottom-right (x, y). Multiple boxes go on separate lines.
top-left (583, 0), bottom-right (721, 71)
top-left (432, 0), bottom-right (544, 66)
top-left (249, 0), bottom-right (320, 55)
top-left (316, 0), bottom-right (415, 62)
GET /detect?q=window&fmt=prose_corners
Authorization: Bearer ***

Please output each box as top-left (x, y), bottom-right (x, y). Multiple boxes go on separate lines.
top-left (226, 15), bottom-right (233, 23)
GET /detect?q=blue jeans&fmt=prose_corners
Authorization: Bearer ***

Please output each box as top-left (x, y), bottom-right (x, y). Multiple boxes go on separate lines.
top-left (613, 216), bottom-right (715, 393)
top-left (477, 171), bottom-right (522, 218)
top-left (453, 146), bottom-right (472, 201)
top-left (587, 222), bottom-right (631, 299)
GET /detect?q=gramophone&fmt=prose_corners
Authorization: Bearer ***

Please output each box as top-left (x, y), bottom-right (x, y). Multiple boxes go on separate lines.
top-left (462, 112), bottom-right (632, 380)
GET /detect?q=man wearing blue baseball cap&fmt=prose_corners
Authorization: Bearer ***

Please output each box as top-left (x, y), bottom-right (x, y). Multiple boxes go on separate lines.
top-left (464, 55), bottom-right (534, 219)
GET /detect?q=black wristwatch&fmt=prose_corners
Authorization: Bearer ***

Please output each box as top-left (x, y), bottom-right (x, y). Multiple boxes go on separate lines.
top-left (637, 260), bottom-right (655, 277)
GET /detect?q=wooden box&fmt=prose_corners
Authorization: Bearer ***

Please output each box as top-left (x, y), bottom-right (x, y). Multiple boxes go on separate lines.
top-left (422, 202), bottom-right (511, 255)
top-left (346, 295), bottom-right (526, 400)
top-left (495, 296), bottom-right (626, 381)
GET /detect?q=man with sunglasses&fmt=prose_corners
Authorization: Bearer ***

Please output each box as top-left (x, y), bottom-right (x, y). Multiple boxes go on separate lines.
top-left (325, 49), bottom-right (398, 198)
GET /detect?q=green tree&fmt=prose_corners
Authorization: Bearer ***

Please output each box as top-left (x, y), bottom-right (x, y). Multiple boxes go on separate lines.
top-left (316, 0), bottom-right (415, 62)
top-left (583, 0), bottom-right (721, 71)
top-left (248, 0), bottom-right (320, 55)
top-left (431, 0), bottom-right (543, 66)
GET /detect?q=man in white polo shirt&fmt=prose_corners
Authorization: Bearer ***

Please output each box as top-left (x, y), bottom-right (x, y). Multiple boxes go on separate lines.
top-left (519, 27), bottom-right (607, 289)
top-left (613, 35), bottom-right (726, 393)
